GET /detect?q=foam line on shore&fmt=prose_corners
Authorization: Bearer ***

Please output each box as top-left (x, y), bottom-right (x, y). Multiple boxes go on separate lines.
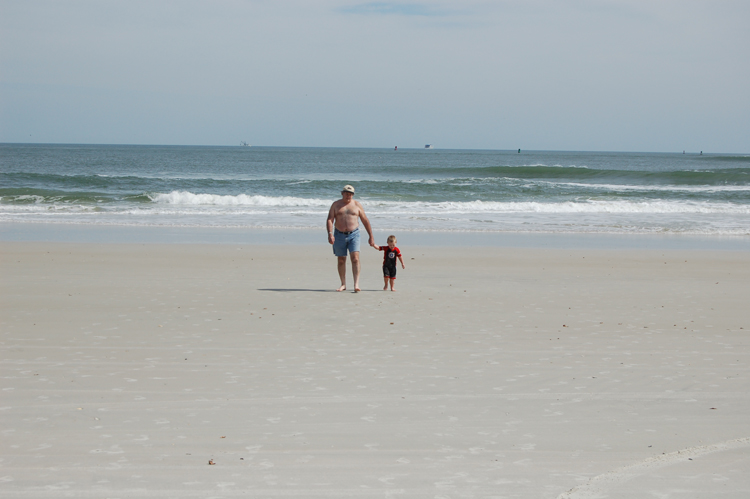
top-left (557, 437), bottom-right (750, 499)
top-left (2, 222), bottom-right (749, 250)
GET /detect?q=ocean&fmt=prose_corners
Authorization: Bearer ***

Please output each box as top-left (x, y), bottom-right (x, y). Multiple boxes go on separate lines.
top-left (1, 144), bottom-right (749, 236)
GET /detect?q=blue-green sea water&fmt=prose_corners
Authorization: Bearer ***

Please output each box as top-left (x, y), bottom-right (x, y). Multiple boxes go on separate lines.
top-left (1, 144), bottom-right (749, 235)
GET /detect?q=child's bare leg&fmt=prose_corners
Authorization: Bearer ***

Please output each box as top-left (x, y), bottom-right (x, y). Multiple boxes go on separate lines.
top-left (336, 256), bottom-right (347, 291)
top-left (390, 278), bottom-right (396, 291)
top-left (383, 276), bottom-right (389, 290)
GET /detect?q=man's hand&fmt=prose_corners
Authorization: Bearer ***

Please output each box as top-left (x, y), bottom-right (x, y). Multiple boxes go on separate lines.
top-left (328, 233), bottom-right (334, 245)
top-left (368, 236), bottom-right (374, 247)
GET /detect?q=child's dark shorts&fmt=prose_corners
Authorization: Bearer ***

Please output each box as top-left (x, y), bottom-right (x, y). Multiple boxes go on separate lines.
top-left (383, 264), bottom-right (397, 279)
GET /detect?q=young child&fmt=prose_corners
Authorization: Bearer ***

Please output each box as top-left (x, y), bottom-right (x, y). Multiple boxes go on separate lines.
top-left (373, 235), bottom-right (405, 291)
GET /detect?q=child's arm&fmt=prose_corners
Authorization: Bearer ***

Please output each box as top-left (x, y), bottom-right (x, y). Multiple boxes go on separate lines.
top-left (373, 244), bottom-right (382, 250)
top-left (398, 255), bottom-right (405, 269)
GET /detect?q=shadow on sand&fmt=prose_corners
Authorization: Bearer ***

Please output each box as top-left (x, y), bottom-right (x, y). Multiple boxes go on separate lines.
top-left (258, 288), bottom-right (378, 293)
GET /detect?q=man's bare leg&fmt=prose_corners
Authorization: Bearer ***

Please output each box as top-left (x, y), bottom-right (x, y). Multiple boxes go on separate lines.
top-left (336, 256), bottom-right (347, 291)
top-left (351, 252), bottom-right (361, 292)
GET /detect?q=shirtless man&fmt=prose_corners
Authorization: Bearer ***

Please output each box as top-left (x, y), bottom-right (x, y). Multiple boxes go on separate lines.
top-left (326, 185), bottom-right (374, 292)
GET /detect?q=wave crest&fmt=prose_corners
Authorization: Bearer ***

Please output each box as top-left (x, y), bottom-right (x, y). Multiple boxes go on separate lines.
top-left (149, 191), bottom-right (330, 207)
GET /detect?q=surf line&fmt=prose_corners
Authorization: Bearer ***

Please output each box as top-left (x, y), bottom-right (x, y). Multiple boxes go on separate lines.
top-left (556, 436), bottom-right (750, 499)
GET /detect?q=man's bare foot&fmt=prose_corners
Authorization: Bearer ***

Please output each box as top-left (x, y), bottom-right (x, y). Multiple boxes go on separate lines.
top-left (354, 287), bottom-right (361, 293)
top-left (336, 284), bottom-right (346, 292)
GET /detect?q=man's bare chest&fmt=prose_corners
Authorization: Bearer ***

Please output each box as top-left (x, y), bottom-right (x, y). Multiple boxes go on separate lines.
top-left (336, 205), bottom-right (359, 217)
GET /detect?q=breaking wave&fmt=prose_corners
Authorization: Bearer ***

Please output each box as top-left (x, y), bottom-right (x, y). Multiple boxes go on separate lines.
top-left (149, 191), bottom-right (331, 207)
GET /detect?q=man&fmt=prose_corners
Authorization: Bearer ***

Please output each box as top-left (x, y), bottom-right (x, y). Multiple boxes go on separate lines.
top-left (326, 185), bottom-right (374, 292)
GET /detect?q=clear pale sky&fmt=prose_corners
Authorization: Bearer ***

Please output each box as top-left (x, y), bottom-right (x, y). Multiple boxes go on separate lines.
top-left (1, 1), bottom-right (748, 152)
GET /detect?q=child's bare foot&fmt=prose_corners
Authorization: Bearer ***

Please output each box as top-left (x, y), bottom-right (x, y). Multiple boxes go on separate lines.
top-left (383, 285), bottom-right (388, 290)
top-left (336, 284), bottom-right (346, 292)
top-left (390, 288), bottom-right (396, 292)
top-left (354, 286), bottom-right (361, 292)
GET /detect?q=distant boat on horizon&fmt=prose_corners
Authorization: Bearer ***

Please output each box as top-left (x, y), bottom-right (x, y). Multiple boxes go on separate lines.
top-left (240, 141), bottom-right (251, 147)
top-left (425, 144), bottom-right (433, 149)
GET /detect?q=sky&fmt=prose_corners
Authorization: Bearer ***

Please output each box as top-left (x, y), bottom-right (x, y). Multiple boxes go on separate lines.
top-left (1, 0), bottom-right (748, 152)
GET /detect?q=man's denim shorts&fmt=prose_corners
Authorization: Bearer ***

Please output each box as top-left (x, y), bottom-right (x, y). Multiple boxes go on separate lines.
top-left (333, 227), bottom-right (361, 257)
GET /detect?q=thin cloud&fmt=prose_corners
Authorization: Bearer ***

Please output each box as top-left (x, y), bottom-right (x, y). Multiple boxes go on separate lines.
top-left (340, 2), bottom-right (449, 17)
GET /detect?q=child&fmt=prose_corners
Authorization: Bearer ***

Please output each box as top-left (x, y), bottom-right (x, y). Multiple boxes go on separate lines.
top-left (373, 235), bottom-right (405, 291)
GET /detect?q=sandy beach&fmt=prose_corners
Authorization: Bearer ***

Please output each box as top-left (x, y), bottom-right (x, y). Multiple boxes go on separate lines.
top-left (1, 239), bottom-right (748, 498)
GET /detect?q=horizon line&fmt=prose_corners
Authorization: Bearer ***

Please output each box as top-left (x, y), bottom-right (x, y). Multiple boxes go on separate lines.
top-left (0, 142), bottom-right (740, 156)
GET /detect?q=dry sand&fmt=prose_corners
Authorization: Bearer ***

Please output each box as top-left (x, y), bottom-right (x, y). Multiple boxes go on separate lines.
top-left (1, 241), bottom-right (748, 498)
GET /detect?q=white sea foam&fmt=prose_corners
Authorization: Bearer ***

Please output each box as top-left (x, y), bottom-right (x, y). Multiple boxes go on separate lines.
top-left (3, 193), bottom-right (750, 235)
top-left (516, 163), bottom-right (588, 168)
top-left (6, 192), bottom-right (749, 216)
top-left (1, 195), bottom-right (47, 203)
top-left (368, 199), bottom-right (750, 215)
top-left (554, 182), bottom-right (750, 193)
top-left (149, 191), bottom-right (331, 207)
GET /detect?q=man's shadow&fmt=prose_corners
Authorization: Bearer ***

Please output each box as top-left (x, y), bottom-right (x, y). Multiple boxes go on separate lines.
top-left (258, 288), bottom-right (378, 293)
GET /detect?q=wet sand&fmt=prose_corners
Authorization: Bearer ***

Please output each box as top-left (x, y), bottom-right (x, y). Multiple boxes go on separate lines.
top-left (1, 241), bottom-right (748, 498)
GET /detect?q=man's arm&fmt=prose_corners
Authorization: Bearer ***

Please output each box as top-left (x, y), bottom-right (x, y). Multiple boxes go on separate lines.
top-left (357, 202), bottom-right (375, 247)
top-left (326, 203), bottom-right (336, 244)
